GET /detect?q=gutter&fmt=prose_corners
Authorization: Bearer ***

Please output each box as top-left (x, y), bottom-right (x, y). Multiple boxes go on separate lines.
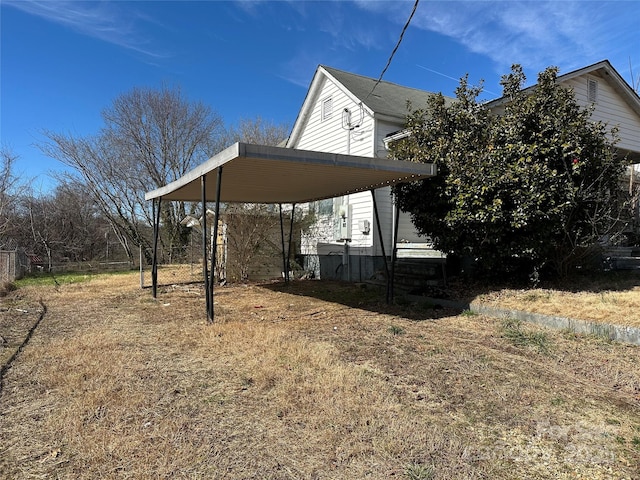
top-left (383, 129), bottom-right (411, 149)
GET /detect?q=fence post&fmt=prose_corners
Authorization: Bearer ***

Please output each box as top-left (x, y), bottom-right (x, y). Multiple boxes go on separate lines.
top-left (139, 246), bottom-right (144, 289)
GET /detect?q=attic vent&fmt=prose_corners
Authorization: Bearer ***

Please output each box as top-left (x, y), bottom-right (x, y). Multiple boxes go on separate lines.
top-left (321, 97), bottom-right (333, 121)
top-left (587, 78), bottom-right (598, 103)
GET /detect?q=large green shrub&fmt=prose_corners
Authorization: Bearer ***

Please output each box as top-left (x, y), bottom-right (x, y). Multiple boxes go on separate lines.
top-left (391, 65), bottom-right (629, 279)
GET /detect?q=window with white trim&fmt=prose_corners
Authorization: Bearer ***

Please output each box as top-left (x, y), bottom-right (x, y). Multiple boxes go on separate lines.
top-left (321, 96), bottom-right (333, 121)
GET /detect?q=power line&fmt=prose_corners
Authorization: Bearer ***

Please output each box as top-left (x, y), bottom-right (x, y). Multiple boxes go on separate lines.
top-left (366, 0), bottom-right (420, 99)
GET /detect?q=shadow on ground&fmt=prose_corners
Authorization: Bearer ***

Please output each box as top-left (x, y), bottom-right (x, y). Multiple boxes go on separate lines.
top-left (260, 279), bottom-right (465, 322)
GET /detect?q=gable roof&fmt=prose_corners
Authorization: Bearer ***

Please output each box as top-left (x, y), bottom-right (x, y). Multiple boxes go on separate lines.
top-left (485, 60), bottom-right (640, 163)
top-left (321, 66), bottom-right (442, 119)
top-left (486, 60), bottom-right (640, 117)
top-left (287, 65), bottom-right (449, 147)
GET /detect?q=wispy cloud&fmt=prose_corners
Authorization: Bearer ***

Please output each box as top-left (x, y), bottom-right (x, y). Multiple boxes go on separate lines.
top-left (356, 0), bottom-right (639, 80)
top-left (279, 50), bottom-right (321, 88)
top-left (270, 1), bottom-right (387, 87)
top-left (316, 7), bottom-right (382, 52)
top-left (4, 0), bottom-right (168, 59)
top-left (403, 1), bottom-right (597, 69)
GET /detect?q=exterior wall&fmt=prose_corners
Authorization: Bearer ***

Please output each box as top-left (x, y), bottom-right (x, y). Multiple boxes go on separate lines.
top-left (374, 119), bottom-right (401, 159)
top-left (491, 72), bottom-right (640, 156)
top-left (397, 211), bottom-right (425, 243)
top-left (303, 253), bottom-right (387, 283)
top-left (373, 120), bottom-right (398, 255)
top-left (564, 72), bottom-right (640, 155)
top-left (294, 74), bottom-right (383, 259)
top-left (294, 76), bottom-right (375, 157)
top-left (292, 74), bottom-right (438, 278)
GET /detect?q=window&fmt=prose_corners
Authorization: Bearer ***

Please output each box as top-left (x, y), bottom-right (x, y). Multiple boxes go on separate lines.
top-left (587, 78), bottom-right (598, 103)
top-left (313, 198), bottom-right (334, 215)
top-left (321, 96), bottom-right (332, 121)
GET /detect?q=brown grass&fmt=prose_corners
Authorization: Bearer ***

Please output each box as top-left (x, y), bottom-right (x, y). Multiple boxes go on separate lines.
top-left (474, 284), bottom-right (640, 329)
top-left (1, 269), bottom-right (639, 479)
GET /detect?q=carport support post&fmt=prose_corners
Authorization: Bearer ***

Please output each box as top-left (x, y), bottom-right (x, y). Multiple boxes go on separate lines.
top-left (151, 197), bottom-right (162, 299)
top-left (287, 203), bottom-right (296, 280)
top-left (201, 175), bottom-right (211, 321)
top-left (371, 190), bottom-right (390, 303)
top-left (139, 246), bottom-right (144, 289)
top-left (279, 204), bottom-right (288, 283)
top-left (208, 166), bottom-right (223, 322)
top-left (390, 198), bottom-right (400, 303)
top-left (278, 203), bottom-right (297, 284)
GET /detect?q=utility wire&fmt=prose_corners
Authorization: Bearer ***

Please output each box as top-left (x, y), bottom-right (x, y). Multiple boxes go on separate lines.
top-left (366, 0), bottom-right (420, 99)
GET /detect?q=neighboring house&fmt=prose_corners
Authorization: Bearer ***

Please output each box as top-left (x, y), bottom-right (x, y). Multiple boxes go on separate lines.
top-left (286, 61), bottom-right (640, 281)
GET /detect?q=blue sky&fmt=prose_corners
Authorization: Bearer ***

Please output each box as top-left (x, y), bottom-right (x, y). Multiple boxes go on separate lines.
top-left (2, 0), bottom-right (639, 190)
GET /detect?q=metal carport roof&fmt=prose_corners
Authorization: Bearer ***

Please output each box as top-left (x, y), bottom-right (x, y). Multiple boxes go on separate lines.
top-left (145, 142), bottom-right (436, 203)
top-left (145, 142), bottom-right (436, 322)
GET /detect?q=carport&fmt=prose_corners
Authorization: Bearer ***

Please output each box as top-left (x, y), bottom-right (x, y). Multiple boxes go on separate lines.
top-left (145, 142), bottom-right (436, 321)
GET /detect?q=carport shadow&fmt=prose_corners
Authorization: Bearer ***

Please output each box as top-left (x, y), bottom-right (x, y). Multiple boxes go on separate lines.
top-left (259, 269), bottom-right (640, 321)
top-left (260, 280), bottom-right (466, 321)
top-left (441, 270), bottom-right (640, 299)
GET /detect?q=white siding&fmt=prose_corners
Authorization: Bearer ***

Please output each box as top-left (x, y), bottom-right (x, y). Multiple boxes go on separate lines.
top-left (346, 190), bottom-right (373, 247)
top-left (374, 119), bottom-right (430, 248)
top-left (292, 74), bottom-right (434, 259)
top-left (375, 119), bottom-right (403, 159)
top-left (293, 74), bottom-right (381, 255)
top-left (565, 72), bottom-right (640, 154)
top-left (294, 77), bottom-right (375, 157)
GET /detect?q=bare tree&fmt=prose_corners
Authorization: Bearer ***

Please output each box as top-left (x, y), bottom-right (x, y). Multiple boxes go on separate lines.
top-left (214, 117), bottom-right (299, 280)
top-left (223, 204), bottom-right (283, 281)
top-left (24, 190), bottom-right (56, 270)
top-left (40, 85), bottom-right (225, 262)
top-left (0, 145), bottom-right (26, 245)
top-left (221, 116), bottom-right (290, 147)
top-left (5, 178), bottom-right (111, 268)
top-left (48, 180), bottom-right (109, 261)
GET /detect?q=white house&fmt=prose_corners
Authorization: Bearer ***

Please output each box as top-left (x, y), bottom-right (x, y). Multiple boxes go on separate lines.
top-left (286, 60), bottom-right (640, 281)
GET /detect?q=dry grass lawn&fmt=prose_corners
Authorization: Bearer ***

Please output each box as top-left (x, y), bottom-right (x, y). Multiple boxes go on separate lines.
top-left (0, 267), bottom-right (639, 479)
top-left (469, 272), bottom-right (640, 328)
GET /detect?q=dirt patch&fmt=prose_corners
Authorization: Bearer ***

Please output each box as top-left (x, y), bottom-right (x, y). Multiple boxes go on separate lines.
top-left (0, 291), bottom-right (43, 370)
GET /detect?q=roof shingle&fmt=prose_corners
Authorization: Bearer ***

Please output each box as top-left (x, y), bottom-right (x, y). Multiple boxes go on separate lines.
top-left (321, 65), bottom-right (448, 119)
